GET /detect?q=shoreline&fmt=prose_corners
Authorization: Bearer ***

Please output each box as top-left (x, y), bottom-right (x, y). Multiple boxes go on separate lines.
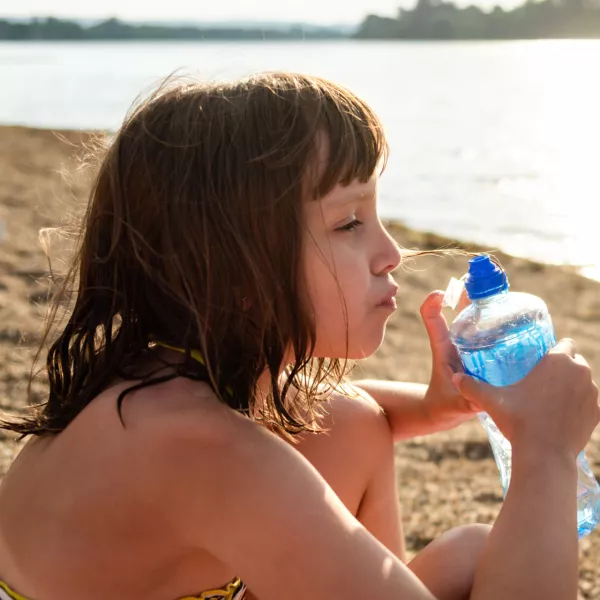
top-left (2, 123), bottom-right (596, 283)
top-left (1, 125), bottom-right (600, 595)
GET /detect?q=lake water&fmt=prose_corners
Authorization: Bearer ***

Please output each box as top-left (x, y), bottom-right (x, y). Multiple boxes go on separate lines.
top-left (1, 40), bottom-right (600, 278)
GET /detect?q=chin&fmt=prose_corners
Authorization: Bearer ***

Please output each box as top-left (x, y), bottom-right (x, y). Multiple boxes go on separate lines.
top-left (351, 326), bottom-right (389, 359)
top-left (347, 340), bottom-right (384, 360)
top-left (313, 319), bottom-right (390, 360)
top-left (321, 333), bottom-right (387, 361)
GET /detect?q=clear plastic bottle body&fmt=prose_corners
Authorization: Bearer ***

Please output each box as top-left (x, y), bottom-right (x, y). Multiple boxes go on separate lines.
top-left (450, 290), bottom-right (600, 539)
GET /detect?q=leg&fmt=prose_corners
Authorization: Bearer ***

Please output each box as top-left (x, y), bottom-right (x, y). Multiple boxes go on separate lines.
top-left (408, 524), bottom-right (491, 600)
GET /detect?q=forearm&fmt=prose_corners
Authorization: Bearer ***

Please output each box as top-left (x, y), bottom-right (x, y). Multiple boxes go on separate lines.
top-left (351, 380), bottom-right (432, 441)
top-left (471, 447), bottom-right (579, 600)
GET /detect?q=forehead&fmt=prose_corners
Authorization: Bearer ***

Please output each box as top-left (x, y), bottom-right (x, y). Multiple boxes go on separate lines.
top-left (320, 177), bottom-right (377, 208)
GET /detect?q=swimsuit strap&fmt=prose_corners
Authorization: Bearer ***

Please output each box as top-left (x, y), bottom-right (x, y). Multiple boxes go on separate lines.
top-left (180, 577), bottom-right (247, 600)
top-left (153, 340), bottom-right (208, 366)
top-left (0, 581), bottom-right (30, 600)
top-left (152, 340), bottom-right (234, 397)
top-left (0, 578), bottom-right (247, 600)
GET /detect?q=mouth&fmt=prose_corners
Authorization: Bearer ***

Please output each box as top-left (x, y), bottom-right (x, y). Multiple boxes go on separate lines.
top-left (376, 285), bottom-right (399, 309)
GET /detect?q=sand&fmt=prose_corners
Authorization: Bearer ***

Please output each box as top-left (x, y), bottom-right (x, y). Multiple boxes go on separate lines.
top-left (1, 125), bottom-right (600, 597)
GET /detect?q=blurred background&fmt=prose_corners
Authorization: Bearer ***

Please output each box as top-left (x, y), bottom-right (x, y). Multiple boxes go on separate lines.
top-left (2, 0), bottom-right (600, 278)
top-left (2, 1), bottom-right (600, 597)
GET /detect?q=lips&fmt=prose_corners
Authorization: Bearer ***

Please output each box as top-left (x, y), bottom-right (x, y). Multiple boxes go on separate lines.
top-left (376, 285), bottom-right (399, 307)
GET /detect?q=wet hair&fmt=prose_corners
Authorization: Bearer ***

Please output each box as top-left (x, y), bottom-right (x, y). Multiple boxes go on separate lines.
top-left (1, 72), bottom-right (388, 440)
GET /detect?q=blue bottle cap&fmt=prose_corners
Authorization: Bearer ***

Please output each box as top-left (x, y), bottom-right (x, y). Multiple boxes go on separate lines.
top-left (464, 255), bottom-right (509, 300)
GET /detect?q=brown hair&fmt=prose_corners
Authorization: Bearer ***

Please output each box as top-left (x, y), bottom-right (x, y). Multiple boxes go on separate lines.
top-left (1, 72), bottom-right (388, 439)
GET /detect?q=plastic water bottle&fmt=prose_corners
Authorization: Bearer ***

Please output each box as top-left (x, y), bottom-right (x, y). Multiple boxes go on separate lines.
top-left (449, 254), bottom-right (600, 539)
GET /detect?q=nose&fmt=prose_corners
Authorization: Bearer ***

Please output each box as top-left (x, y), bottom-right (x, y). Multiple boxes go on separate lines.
top-left (373, 225), bottom-right (402, 276)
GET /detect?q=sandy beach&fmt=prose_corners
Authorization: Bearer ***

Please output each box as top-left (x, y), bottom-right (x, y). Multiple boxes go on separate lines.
top-left (1, 125), bottom-right (600, 597)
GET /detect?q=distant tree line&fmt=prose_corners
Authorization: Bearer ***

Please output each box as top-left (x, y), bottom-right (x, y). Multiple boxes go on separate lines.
top-left (356, 0), bottom-right (600, 39)
top-left (0, 17), bottom-right (347, 41)
top-left (3, 5), bottom-right (600, 42)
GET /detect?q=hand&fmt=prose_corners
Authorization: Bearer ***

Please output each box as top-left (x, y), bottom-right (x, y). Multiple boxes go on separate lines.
top-left (420, 290), bottom-right (479, 433)
top-left (454, 338), bottom-right (600, 459)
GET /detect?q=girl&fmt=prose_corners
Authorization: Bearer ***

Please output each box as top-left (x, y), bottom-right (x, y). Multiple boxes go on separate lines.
top-left (0, 72), bottom-right (597, 600)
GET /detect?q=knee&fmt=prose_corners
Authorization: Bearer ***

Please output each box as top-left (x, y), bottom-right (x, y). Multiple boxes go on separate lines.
top-left (442, 523), bottom-right (492, 560)
top-left (409, 524), bottom-right (491, 600)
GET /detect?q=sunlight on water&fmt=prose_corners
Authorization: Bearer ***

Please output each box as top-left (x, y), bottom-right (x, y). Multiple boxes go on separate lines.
top-left (1, 40), bottom-right (599, 278)
top-left (507, 42), bottom-right (600, 275)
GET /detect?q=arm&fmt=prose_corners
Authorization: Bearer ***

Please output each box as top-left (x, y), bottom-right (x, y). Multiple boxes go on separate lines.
top-left (352, 379), bottom-right (436, 441)
top-left (165, 408), bottom-right (438, 600)
top-left (471, 445), bottom-right (578, 600)
top-left (161, 401), bottom-right (580, 600)
top-left (352, 379), bottom-right (474, 442)
top-left (349, 292), bottom-right (479, 443)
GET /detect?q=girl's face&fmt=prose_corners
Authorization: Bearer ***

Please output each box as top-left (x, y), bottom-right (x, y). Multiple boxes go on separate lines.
top-left (303, 176), bottom-right (402, 359)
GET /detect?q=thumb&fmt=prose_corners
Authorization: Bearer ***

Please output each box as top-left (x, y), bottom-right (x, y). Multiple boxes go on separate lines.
top-left (452, 373), bottom-right (497, 412)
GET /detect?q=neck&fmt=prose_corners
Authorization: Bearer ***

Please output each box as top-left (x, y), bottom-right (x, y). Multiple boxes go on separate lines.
top-left (473, 289), bottom-right (509, 306)
top-left (152, 341), bottom-right (294, 414)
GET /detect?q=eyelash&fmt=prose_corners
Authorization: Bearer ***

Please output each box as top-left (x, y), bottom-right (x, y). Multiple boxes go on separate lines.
top-left (336, 219), bottom-right (363, 232)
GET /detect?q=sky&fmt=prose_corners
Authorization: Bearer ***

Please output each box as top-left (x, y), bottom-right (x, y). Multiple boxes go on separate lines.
top-left (0, 0), bottom-right (523, 25)
top-left (0, 0), bottom-right (404, 25)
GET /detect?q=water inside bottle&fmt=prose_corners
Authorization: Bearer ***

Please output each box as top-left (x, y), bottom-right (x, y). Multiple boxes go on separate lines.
top-left (454, 311), bottom-right (600, 538)
top-left (456, 316), bottom-right (556, 387)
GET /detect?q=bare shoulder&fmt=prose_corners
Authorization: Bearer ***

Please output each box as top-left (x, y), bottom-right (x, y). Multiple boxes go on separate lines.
top-left (96, 375), bottom-right (257, 497)
top-left (310, 382), bottom-right (389, 441)
top-left (144, 381), bottom-right (432, 600)
top-left (125, 374), bottom-right (272, 483)
top-left (115, 375), bottom-right (243, 440)
top-left (328, 382), bottom-right (384, 416)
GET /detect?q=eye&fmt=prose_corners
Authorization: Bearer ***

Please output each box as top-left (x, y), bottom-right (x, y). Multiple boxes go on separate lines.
top-left (336, 219), bottom-right (363, 232)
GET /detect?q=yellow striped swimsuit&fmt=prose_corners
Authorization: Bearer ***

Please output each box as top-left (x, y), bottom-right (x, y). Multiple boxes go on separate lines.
top-left (0, 577), bottom-right (247, 600)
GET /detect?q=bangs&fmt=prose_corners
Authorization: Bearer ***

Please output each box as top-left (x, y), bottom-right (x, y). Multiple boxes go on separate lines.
top-left (306, 79), bottom-right (388, 199)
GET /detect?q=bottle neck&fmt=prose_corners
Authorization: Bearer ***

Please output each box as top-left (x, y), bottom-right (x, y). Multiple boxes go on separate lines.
top-left (471, 289), bottom-right (509, 307)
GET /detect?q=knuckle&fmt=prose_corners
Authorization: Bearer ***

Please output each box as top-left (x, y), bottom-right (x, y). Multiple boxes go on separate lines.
top-left (550, 347), bottom-right (569, 361)
top-left (553, 337), bottom-right (576, 355)
top-left (575, 362), bottom-right (591, 377)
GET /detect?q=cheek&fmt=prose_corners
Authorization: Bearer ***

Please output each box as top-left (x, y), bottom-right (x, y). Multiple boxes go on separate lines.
top-left (305, 255), bottom-right (368, 348)
top-left (305, 259), bottom-right (344, 319)
top-left (305, 238), bottom-right (370, 316)
top-left (303, 236), bottom-right (386, 358)
top-left (303, 247), bottom-right (343, 326)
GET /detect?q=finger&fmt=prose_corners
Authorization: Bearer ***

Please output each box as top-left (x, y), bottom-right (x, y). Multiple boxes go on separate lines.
top-left (420, 291), bottom-right (451, 356)
top-left (573, 353), bottom-right (589, 368)
top-left (452, 373), bottom-right (498, 412)
top-left (445, 353), bottom-right (464, 375)
top-left (551, 337), bottom-right (577, 358)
